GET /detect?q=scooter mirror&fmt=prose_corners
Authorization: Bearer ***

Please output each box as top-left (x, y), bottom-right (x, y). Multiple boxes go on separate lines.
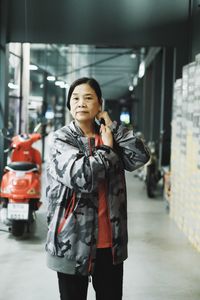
top-left (33, 123), bottom-right (42, 133)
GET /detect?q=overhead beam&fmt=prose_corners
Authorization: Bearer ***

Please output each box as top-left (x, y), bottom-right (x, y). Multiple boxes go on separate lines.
top-left (7, 0), bottom-right (189, 46)
top-left (58, 50), bottom-right (133, 77)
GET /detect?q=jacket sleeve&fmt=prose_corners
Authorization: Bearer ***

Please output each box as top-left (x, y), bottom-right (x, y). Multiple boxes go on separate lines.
top-left (46, 132), bottom-right (120, 193)
top-left (113, 124), bottom-right (150, 171)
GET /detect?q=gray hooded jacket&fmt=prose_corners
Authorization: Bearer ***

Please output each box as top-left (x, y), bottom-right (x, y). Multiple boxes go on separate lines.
top-left (45, 121), bottom-right (150, 275)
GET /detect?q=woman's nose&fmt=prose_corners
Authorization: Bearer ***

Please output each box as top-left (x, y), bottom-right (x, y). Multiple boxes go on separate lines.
top-left (78, 97), bottom-right (86, 107)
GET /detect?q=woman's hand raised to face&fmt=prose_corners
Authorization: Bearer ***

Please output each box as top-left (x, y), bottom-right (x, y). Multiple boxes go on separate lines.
top-left (97, 111), bottom-right (113, 148)
top-left (97, 111), bottom-right (113, 127)
top-left (100, 124), bottom-right (113, 148)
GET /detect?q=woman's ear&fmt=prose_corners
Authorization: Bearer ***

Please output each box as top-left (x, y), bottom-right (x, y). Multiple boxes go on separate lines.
top-left (97, 105), bottom-right (102, 113)
top-left (99, 101), bottom-right (103, 111)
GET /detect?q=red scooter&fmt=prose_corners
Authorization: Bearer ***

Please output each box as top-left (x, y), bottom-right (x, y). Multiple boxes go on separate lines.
top-left (0, 124), bottom-right (42, 237)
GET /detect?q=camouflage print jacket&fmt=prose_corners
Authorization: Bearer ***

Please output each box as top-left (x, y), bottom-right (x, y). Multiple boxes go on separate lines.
top-left (45, 120), bottom-right (150, 275)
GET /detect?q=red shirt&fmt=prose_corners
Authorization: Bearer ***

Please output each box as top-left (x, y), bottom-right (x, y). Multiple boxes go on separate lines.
top-left (95, 135), bottom-right (112, 248)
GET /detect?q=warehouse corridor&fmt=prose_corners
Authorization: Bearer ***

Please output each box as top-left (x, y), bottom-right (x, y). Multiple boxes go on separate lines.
top-left (1, 1), bottom-right (200, 298)
top-left (0, 169), bottom-right (200, 300)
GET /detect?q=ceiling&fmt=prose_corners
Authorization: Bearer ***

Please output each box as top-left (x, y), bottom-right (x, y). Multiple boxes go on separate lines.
top-left (30, 44), bottom-right (142, 100)
top-left (6, 0), bottom-right (189, 46)
top-left (4, 0), bottom-right (190, 101)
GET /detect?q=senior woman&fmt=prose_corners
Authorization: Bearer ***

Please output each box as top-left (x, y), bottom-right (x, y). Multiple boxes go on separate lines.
top-left (45, 77), bottom-right (150, 300)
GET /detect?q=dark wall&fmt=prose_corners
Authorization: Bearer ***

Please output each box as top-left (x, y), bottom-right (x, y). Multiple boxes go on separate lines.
top-left (104, 99), bottom-right (120, 125)
top-left (152, 51), bottom-right (162, 142)
top-left (133, 48), bottom-right (174, 166)
top-left (134, 77), bottom-right (144, 135)
top-left (191, 0), bottom-right (200, 59)
top-left (161, 48), bottom-right (174, 166)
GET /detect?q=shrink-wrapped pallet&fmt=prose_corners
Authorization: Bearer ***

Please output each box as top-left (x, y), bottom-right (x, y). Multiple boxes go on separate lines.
top-left (170, 55), bottom-right (200, 252)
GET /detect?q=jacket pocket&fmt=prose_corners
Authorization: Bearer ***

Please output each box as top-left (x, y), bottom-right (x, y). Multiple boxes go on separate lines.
top-left (57, 192), bottom-right (76, 234)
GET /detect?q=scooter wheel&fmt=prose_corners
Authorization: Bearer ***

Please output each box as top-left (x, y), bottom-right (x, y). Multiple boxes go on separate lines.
top-left (11, 221), bottom-right (25, 237)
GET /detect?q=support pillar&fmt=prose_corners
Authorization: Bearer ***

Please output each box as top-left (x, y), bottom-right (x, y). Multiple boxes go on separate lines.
top-left (0, 0), bottom-right (9, 179)
top-left (21, 43), bottom-right (30, 133)
top-left (159, 47), bottom-right (174, 167)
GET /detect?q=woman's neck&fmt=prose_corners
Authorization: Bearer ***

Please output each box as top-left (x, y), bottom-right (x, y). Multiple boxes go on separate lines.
top-left (75, 120), bottom-right (96, 137)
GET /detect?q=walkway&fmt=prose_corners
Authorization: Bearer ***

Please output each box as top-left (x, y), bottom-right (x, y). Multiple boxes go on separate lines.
top-left (0, 170), bottom-right (200, 300)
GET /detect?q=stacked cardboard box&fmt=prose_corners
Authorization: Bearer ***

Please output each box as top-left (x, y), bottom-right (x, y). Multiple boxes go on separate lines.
top-left (170, 54), bottom-right (200, 251)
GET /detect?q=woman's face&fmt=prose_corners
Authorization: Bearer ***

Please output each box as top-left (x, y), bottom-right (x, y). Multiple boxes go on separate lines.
top-left (70, 83), bottom-right (101, 123)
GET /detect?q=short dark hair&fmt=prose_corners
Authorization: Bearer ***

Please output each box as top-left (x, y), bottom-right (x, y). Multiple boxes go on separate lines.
top-left (67, 77), bottom-right (102, 110)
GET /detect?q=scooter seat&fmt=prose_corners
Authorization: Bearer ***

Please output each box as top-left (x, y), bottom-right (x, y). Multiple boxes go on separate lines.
top-left (6, 162), bottom-right (38, 171)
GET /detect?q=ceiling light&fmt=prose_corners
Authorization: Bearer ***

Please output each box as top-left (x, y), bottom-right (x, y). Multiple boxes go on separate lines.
top-left (55, 81), bottom-right (69, 88)
top-left (133, 76), bottom-right (138, 87)
top-left (8, 82), bottom-right (19, 89)
top-left (130, 53), bottom-right (136, 59)
top-left (55, 80), bottom-right (65, 86)
top-left (59, 82), bottom-right (66, 88)
top-left (129, 85), bottom-right (134, 91)
top-left (47, 76), bottom-right (56, 81)
top-left (45, 111), bottom-right (54, 120)
top-left (138, 61), bottom-right (145, 78)
top-left (60, 83), bottom-right (70, 89)
top-left (29, 64), bottom-right (38, 71)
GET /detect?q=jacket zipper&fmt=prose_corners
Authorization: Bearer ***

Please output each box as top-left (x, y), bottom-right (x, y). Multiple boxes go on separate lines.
top-left (88, 137), bottom-right (93, 156)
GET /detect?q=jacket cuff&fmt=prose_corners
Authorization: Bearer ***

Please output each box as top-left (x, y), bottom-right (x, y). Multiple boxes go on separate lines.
top-left (108, 121), bottom-right (118, 133)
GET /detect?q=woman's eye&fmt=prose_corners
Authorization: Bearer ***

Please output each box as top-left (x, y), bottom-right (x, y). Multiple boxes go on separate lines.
top-left (73, 97), bottom-right (79, 101)
top-left (86, 97), bottom-right (92, 100)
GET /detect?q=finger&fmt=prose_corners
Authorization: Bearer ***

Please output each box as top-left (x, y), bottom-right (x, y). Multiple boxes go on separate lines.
top-left (100, 124), bottom-right (105, 133)
top-left (100, 124), bottom-right (105, 131)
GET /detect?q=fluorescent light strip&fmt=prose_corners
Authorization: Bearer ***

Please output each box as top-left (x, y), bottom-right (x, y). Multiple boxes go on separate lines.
top-left (47, 76), bottom-right (56, 81)
top-left (29, 64), bottom-right (38, 71)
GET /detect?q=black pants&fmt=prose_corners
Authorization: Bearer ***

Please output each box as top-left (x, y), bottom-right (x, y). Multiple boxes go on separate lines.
top-left (57, 248), bottom-right (123, 300)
